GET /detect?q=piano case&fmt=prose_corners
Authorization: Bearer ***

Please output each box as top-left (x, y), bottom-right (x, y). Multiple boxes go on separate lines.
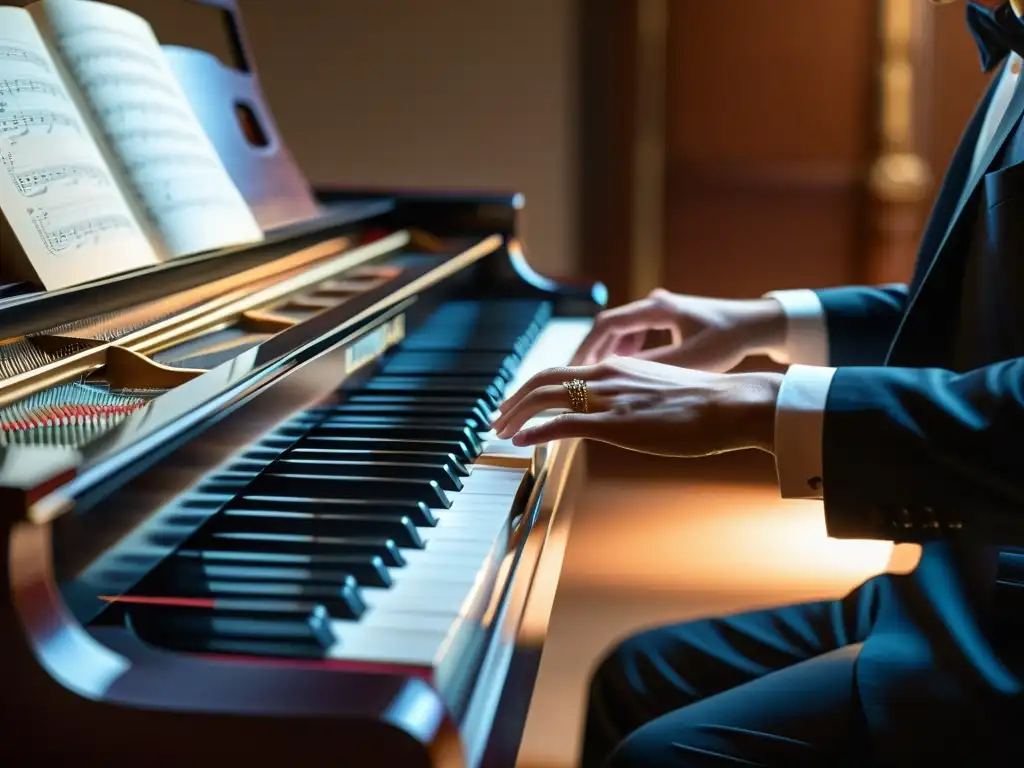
top-left (0, 2), bottom-right (605, 766)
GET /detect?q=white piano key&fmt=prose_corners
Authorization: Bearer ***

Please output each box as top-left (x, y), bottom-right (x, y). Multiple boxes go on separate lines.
top-left (505, 317), bottom-right (594, 397)
top-left (326, 465), bottom-right (527, 666)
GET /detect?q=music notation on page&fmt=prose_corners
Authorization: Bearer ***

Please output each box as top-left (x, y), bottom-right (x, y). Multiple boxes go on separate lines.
top-left (0, 78), bottom-right (66, 99)
top-left (98, 100), bottom-right (191, 125)
top-left (81, 72), bottom-right (177, 98)
top-left (124, 153), bottom-right (218, 173)
top-left (0, 41), bottom-right (52, 73)
top-left (68, 46), bottom-right (163, 74)
top-left (2, 152), bottom-right (109, 197)
top-left (28, 207), bottom-right (134, 255)
top-left (0, 105), bottom-right (80, 139)
top-left (110, 126), bottom-right (201, 146)
top-left (146, 195), bottom-right (242, 216)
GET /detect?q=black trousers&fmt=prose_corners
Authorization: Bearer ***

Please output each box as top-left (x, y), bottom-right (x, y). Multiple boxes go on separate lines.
top-left (580, 576), bottom-right (884, 767)
top-left (579, 572), bottom-right (1024, 767)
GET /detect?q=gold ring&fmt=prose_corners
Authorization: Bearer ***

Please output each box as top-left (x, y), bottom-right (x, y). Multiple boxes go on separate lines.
top-left (562, 378), bottom-right (589, 414)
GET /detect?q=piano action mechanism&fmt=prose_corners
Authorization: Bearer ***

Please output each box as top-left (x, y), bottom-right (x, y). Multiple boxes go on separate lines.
top-left (0, 1), bottom-right (606, 765)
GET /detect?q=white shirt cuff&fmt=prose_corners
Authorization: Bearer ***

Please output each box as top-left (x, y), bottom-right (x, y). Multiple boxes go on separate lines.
top-left (762, 289), bottom-right (830, 367)
top-left (774, 363), bottom-right (837, 499)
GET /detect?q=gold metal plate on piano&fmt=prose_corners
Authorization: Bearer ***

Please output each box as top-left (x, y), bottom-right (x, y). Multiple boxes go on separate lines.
top-left (0, 231), bottom-right (410, 410)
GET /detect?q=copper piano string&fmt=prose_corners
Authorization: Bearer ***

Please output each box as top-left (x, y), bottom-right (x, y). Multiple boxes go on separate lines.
top-left (39, 306), bottom-right (179, 342)
top-left (0, 338), bottom-right (62, 380)
top-left (0, 234), bottom-right (392, 410)
top-left (0, 305), bottom-right (186, 382)
top-left (0, 381), bottom-right (148, 447)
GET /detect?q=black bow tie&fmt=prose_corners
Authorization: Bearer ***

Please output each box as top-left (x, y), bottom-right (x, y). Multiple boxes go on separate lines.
top-left (967, 2), bottom-right (1024, 72)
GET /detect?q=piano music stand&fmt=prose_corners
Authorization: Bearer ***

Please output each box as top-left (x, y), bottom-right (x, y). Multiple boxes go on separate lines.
top-left (160, 0), bottom-right (323, 231)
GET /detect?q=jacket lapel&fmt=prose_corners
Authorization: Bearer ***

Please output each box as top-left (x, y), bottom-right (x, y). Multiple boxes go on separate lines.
top-left (927, 79), bottom-right (1024, 273)
top-left (907, 78), bottom-right (999, 294)
top-left (888, 69), bottom-right (1024, 363)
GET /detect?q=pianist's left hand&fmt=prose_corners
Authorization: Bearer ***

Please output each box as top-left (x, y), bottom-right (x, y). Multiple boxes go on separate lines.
top-left (491, 356), bottom-right (783, 456)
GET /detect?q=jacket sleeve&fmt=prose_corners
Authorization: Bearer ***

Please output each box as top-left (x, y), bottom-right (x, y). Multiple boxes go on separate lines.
top-left (812, 284), bottom-right (909, 366)
top-left (821, 357), bottom-right (1024, 544)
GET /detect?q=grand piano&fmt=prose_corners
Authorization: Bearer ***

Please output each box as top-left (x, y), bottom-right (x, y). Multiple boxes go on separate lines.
top-left (0, 2), bottom-right (605, 765)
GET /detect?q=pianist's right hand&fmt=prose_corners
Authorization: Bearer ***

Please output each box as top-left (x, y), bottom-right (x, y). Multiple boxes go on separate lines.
top-left (570, 289), bottom-right (786, 373)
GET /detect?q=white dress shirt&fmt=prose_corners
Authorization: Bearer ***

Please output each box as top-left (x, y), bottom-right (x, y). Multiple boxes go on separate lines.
top-left (764, 42), bottom-right (1023, 501)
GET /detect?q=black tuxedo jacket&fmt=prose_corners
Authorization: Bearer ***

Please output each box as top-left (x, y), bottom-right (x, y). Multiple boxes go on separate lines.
top-left (810, 64), bottom-right (1024, 762)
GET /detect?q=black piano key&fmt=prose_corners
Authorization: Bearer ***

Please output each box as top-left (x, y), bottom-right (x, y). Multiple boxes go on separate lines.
top-left (275, 423), bottom-right (482, 460)
top-left (324, 403), bottom-right (490, 424)
top-left (268, 459), bottom-right (462, 492)
top-left (153, 579), bottom-right (365, 620)
top-left (400, 330), bottom-right (533, 356)
top-left (361, 377), bottom-right (504, 406)
top-left (201, 532), bottom-right (402, 578)
top-left (320, 402), bottom-right (488, 417)
top-left (240, 474), bottom-right (452, 509)
top-left (198, 470), bottom-right (452, 508)
top-left (317, 411), bottom-right (481, 430)
top-left (287, 436), bottom-right (478, 463)
top-left (335, 397), bottom-right (492, 423)
top-left (308, 424), bottom-right (483, 456)
top-left (212, 508), bottom-right (426, 549)
top-left (179, 637), bottom-right (330, 660)
top-left (380, 351), bottom-right (519, 380)
top-left (229, 495), bottom-right (439, 527)
top-left (316, 413), bottom-right (485, 433)
top-left (128, 597), bottom-right (334, 619)
top-left (197, 475), bottom-right (252, 495)
top-left (280, 449), bottom-right (470, 477)
top-left (127, 604), bottom-right (336, 648)
top-left (177, 548), bottom-right (397, 571)
top-left (166, 560), bottom-right (362, 587)
top-left (344, 397), bottom-right (491, 415)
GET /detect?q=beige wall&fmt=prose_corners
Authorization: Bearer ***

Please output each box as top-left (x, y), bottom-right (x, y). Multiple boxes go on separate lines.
top-left (2, 0), bottom-right (580, 276)
top-left (240, 0), bottom-right (579, 276)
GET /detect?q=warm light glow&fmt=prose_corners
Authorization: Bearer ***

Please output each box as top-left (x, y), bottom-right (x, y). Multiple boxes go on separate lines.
top-left (562, 482), bottom-right (917, 600)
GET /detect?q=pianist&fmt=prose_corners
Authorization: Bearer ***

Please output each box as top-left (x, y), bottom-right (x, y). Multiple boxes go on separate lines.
top-left (492, 1), bottom-right (1024, 765)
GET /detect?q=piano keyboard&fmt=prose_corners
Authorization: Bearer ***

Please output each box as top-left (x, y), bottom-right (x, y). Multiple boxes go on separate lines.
top-left (95, 300), bottom-right (593, 680)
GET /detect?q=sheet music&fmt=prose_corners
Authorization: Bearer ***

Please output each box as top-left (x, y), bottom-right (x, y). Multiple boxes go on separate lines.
top-left (36, 0), bottom-right (264, 258)
top-left (0, 7), bottom-right (156, 290)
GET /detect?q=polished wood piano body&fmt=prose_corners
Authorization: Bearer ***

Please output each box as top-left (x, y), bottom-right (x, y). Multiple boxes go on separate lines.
top-left (1, 2), bottom-right (603, 761)
top-left (0, 189), bottom-right (605, 766)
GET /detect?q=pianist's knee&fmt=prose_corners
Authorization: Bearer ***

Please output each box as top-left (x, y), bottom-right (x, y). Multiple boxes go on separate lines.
top-left (604, 716), bottom-right (763, 768)
top-left (585, 626), bottom-right (701, 747)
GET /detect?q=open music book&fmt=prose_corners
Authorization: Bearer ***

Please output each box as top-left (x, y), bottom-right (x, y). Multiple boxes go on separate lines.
top-left (0, 0), bottom-right (264, 291)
